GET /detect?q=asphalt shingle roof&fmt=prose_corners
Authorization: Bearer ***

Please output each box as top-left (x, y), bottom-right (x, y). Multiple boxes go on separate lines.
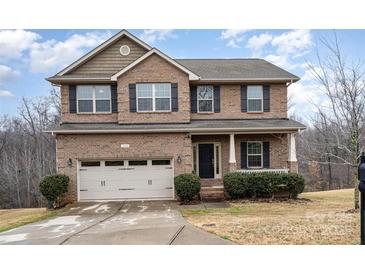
top-left (46, 119), bottom-right (306, 133)
top-left (175, 59), bottom-right (300, 81)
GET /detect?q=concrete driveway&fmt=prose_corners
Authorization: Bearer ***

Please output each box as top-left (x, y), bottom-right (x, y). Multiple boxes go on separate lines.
top-left (0, 201), bottom-right (232, 245)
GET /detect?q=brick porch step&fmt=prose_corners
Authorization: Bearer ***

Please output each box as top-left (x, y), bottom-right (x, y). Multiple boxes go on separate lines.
top-left (200, 187), bottom-right (225, 202)
top-left (200, 179), bottom-right (223, 187)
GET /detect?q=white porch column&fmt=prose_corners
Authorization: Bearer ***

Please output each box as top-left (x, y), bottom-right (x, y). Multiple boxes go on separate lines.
top-left (288, 133), bottom-right (298, 173)
top-left (229, 134), bottom-right (237, 171)
top-left (288, 133), bottom-right (297, 162)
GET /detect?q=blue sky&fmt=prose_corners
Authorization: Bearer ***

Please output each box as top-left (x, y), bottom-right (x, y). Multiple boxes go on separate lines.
top-left (1, 29), bottom-right (365, 122)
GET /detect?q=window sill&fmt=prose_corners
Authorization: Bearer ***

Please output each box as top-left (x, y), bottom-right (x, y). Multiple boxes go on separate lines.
top-left (75, 112), bottom-right (114, 115)
top-left (136, 111), bottom-right (172, 114)
top-left (196, 112), bottom-right (214, 115)
top-left (247, 111), bottom-right (264, 114)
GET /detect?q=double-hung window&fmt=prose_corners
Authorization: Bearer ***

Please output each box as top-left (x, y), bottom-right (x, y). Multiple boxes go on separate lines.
top-left (77, 85), bottom-right (111, 113)
top-left (136, 83), bottom-right (171, 112)
top-left (247, 85), bottom-right (263, 112)
top-left (247, 142), bottom-right (263, 168)
top-left (197, 85), bottom-right (214, 112)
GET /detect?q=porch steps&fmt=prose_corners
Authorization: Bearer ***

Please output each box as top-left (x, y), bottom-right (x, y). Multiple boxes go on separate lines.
top-left (200, 179), bottom-right (225, 201)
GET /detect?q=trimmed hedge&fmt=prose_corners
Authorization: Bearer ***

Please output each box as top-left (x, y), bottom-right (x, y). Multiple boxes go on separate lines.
top-left (224, 172), bottom-right (305, 199)
top-left (174, 173), bottom-right (201, 203)
top-left (39, 174), bottom-right (69, 208)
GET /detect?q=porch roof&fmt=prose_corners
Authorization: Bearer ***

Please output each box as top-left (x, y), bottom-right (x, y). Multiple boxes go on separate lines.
top-left (45, 119), bottom-right (306, 134)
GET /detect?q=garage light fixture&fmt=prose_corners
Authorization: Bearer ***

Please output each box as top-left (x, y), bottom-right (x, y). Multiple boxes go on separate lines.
top-left (177, 155), bottom-right (182, 164)
top-left (67, 158), bottom-right (73, 167)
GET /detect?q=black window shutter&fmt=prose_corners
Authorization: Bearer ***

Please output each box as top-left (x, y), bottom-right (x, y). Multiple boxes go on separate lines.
top-left (69, 85), bottom-right (77, 113)
top-left (213, 85), bottom-right (220, 113)
top-left (171, 83), bottom-right (178, 112)
top-left (241, 85), bottom-right (247, 112)
top-left (129, 84), bottom-right (136, 112)
top-left (263, 85), bottom-right (270, 112)
top-left (111, 84), bottom-right (118, 113)
top-left (190, 86), bottom-right (197, 113)
top-left (263, 142), bottom-right (270, 168)
top-left (241, 142), bottom-right (247, 169)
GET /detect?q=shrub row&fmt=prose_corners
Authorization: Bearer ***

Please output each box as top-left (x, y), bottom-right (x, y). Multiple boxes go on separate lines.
top-left (223, 172), bottom-right (305, 199)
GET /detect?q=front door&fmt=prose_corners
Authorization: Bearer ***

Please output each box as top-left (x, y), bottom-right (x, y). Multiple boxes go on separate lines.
top-left (198, 144), bottom-right (215, 179)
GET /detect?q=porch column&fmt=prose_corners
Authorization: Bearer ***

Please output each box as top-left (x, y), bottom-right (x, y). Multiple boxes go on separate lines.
top-left (229, 134), bottom-right (237, 172)
top-left (288, 132), bottom-right (298, 173)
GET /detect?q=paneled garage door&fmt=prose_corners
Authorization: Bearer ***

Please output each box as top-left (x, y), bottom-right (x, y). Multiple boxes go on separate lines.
top-left (78, 159), bottom-right (174, 200)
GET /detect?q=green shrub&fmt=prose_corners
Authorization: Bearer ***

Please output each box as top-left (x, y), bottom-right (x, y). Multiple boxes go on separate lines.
top-left (39, 174), bottom-right (69, 208)
top-left (223, 172), bottom-right (249, 199)
top-left (223, 172), bottom-right (305, 199)
top-left (174, 173), bottom-right (201, 203)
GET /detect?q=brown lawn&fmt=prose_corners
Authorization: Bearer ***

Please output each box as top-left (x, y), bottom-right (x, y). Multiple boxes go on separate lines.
top-left (182, 189), bottom-right (360, 245)
top-left (0, 208), bottom-right (58, 232)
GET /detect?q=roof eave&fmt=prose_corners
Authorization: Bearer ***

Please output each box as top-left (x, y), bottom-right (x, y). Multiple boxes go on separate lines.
top-left (44, 126), bottom-right (306, 135)
top-left (46, 77), bottom-right (114, 85)
top-left (190, 77), bottom-right (300, 83)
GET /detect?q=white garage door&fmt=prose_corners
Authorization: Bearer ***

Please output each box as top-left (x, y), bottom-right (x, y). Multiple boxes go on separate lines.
top-left (78, 159), bottom-right (173, 201)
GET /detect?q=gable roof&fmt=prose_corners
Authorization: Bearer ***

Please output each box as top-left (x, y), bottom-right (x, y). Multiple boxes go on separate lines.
top-left (47, 29), bottom-right (300, 84)
top-left (110, 48), bottom-right (200, 81)
top-left (175, 59), bottom-right (300, 82)
top-left (55, 30), bottom-right (152, 76)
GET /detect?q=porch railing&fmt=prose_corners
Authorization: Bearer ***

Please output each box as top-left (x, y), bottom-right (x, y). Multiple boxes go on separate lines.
top-left (237, 168), bottom-right (289, 174)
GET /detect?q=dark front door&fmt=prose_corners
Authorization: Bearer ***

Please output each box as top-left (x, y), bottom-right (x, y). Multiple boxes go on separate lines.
top-left (198, 144), bottom-right (214, 179)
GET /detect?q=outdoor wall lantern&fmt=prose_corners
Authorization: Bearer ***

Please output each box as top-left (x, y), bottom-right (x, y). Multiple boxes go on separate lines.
top-left (67, 158), bottom-right (73, 168)
top-left (177, 155), bottom-right (182, 164)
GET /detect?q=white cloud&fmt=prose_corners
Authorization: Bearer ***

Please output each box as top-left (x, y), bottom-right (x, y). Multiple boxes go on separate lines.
top-left (0, 29), bottom-right (40, 59)
top-left (29, 31), bottom-right (112, 73)
top-left (271, 29), bottom-right (312, 55)
top-left (247, 33), bottom-right (272, 51)
top-left (0, 65), bottom-right (20, 84)
top-left (139, 29), bottom-right (176, 44)
top-left (0, 90), bottom-right (14, 97)
top-left (220, 29), bottom-right (250, 48)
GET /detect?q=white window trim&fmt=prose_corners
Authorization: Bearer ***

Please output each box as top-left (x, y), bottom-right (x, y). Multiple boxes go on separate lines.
top-left (76, 85), bottom-right (112, 114)
top-left (197, 85), bottom-right (214, 113)
top-left (192, 142), bottom-right (222, 179)
top-left (247, 141), bottom-right (263, 169)
top-left (247, 85), bottom-right (263, 113)
top-left (136, 83), bottom-right (172, 113)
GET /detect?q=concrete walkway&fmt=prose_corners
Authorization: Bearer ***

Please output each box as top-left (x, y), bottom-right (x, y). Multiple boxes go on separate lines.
top-left (0, 201), bottom-right (233, 245)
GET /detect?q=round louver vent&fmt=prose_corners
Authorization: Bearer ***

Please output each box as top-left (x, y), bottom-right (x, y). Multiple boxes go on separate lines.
top-left (120, 45), bottom-right (130, 56)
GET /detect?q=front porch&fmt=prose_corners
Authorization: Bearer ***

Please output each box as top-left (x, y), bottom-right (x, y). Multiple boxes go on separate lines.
top-left (191, 132), bottom-right (298, 201)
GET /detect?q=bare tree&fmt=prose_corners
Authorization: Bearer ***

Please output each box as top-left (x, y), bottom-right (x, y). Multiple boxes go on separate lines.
top-left (307, 32), bottom-right (365, 208)
top-left (0, 89), bottom-right (60, 209)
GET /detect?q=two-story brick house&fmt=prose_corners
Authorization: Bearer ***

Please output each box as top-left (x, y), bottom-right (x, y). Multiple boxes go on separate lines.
top-left (46, 30), bottom-right (305, 202)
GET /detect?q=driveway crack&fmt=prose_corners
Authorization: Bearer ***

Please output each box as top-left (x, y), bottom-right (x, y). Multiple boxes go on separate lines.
top-left (168, 225), bottom-right (185, 245)
top-left (59, 202), bottom-right (126, 245)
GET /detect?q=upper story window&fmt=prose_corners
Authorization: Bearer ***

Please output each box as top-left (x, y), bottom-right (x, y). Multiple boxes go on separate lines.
top-left (197, 85), bottom-right (214, 113)
top-left (77, 85), bottom-right (111, 113)
top-left (247, 142), bottom-right (262, 168)
top-left (136, 83), bottom-right (171, 112)
top-left (247, 85), bottom-right (263, 112)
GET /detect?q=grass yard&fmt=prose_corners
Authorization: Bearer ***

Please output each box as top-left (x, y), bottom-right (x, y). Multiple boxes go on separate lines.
top-left (182, 189), bottom-right (360, 245)
top-left (0, 208), bottom-right (58, 232)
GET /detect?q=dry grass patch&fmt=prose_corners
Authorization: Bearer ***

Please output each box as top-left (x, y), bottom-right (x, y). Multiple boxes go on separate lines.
top-left (182, 189), bottom-right (359, 244)
top-left (0, 208), bottom-right (58, 232)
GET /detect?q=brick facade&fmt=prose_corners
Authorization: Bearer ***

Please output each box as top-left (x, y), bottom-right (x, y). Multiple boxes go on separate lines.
top-left (117, 53), bottom-right (191, 124)
top-left (191, 84), bottom-right (287, 120)
top-left (56, 133), bottom-right (193, 202)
